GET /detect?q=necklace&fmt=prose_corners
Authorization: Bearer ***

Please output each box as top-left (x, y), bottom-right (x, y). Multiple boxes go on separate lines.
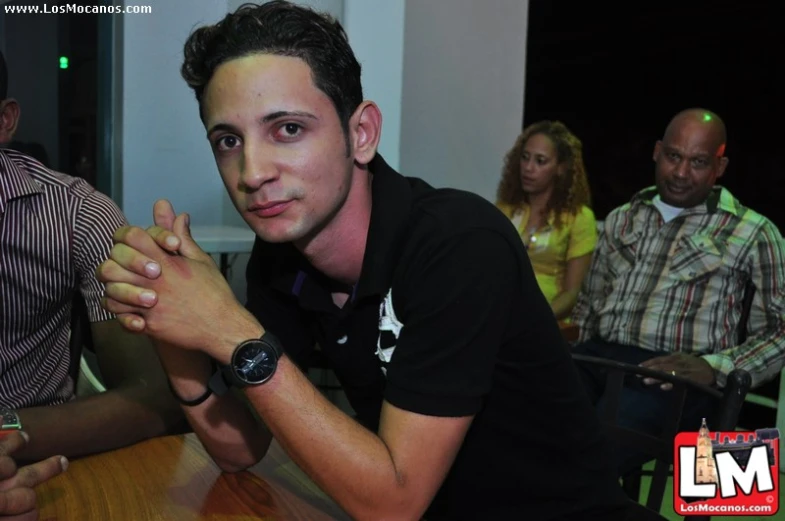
top-left (525, 226), bottom-right (538, 250)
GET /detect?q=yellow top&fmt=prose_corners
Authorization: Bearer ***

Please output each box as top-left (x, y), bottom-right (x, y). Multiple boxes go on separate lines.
top-left (497, 203), bottom-right (598, 303)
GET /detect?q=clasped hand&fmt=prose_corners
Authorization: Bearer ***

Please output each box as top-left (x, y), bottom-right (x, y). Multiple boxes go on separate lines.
top-left (96, 200), bottom-right (243, 356)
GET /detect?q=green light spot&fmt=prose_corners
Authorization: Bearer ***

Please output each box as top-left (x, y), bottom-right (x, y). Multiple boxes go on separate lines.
top-left (59, 56), bottom-right (69, 69)
top-left (703, 113), bottom-right (712, 122)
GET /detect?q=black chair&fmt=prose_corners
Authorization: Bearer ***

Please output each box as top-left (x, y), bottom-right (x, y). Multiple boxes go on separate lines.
top-left (602, 280), bottom-right (757, 512)
top-left (572, 354), bottom-right (752, 520)
top-left (69, 291), bottom-right (103, 392)
top-left (69, 292), bottom-right (89, 384)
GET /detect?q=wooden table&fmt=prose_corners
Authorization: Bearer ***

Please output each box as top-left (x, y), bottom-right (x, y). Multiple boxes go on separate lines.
top-left (36, 434), bottom-right (350, 521)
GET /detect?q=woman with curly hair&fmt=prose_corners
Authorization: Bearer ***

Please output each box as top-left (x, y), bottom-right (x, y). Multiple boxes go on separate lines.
top-left (496, 120), bottom-right (597, 319)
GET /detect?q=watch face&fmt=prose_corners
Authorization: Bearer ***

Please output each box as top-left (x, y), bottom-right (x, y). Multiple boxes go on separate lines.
top-left (234, 341), bottom-right (278, 385)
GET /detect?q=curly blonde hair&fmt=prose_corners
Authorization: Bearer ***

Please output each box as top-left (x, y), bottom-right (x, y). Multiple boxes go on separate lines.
top-left (496, 120), bottom-right (592, 229)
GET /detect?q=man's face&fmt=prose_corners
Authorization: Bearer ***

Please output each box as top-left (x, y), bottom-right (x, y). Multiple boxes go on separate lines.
top-left (202, 54), bottom-right (355, 244)
top-left (653, 119), bottom-right (728, 208)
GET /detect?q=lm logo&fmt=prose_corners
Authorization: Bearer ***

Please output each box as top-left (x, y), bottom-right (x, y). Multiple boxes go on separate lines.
top-left (673, 419), bottom-right (779, 517)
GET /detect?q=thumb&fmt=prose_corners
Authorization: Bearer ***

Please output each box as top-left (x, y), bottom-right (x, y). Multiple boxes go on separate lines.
top-left (172, 213), bottom-right (207, 260)
top-left (153, 199), bottom-right (176, 231)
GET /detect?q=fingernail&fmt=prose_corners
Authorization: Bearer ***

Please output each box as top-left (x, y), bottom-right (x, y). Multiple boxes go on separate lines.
top-left (60, 456), bottom-right (69, 471)
top-left (131, 318), bottom-right (144, 330)
top-left (144, 262), bottom-right (160, 277)
top-left (20, 431), bottom-right (29, 443)
top-left (185, 213), bottom-right (190, 228)
top-left (166, 236), bottom-right (179, 248)
top-left (140, 290), bottom-right (157, 305)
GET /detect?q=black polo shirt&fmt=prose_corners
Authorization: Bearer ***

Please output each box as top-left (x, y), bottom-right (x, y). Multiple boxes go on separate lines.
top-left (245, 155), bottom-right (632, 520)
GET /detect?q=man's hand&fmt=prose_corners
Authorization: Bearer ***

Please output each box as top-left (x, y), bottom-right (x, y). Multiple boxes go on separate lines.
top-left (0, 432), bottom-right (67, 520)
top-left (639, 353), bottom-right (716, 390)
top-left (96, 200), bottom-right (255, 360)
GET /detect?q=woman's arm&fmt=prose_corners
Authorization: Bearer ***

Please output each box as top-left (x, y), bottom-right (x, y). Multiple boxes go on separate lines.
top-left (551, 253), bottom-right (593, 319)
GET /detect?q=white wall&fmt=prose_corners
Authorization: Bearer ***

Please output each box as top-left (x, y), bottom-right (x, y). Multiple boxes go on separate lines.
top-left (1, 1), bottom-right (59, 166)
top-left (120, 0), bottom-right (229, 227)
top-left (400, 0), bottom-right (529, 203)
top-left (344, 0), bottom-right (404, 170)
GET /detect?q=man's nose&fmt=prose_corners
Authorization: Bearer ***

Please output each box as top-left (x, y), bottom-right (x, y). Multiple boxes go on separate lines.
top-left (674, 159), bottom-right (690, 179)
top-left (241, 145), bottom-right (278, 190)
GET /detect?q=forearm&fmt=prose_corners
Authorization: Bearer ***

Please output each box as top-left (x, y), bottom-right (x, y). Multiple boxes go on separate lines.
top-left (245, 356), bottom-right (414, 520)
top-left (15, 384), bottom-right (179, 462)
top-left (551, 288), bottom-right (580, 320)
top-left (704, 330), bottom-right (785, 389)
top-left (155, 344), bottom-right (271, 471)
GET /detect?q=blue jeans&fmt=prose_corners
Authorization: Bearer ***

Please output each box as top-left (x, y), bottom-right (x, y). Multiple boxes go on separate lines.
top-left (572, 339), bottom-right (719, 477)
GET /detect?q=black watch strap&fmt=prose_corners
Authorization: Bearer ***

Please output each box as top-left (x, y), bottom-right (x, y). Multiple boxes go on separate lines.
top-left (208, 367), bottom-right (232, 397)
top-left (261, 330), bottom-right (283, 358)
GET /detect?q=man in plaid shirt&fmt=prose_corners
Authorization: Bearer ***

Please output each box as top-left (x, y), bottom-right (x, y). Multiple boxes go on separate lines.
top-left (571, 108), bottom-right (785, 475)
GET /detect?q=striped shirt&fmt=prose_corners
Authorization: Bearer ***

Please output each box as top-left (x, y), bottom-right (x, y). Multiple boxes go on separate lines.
top-left (572, 185), bottom-right (785, 389)
top-left (0, 148), bottom-right (125, 408)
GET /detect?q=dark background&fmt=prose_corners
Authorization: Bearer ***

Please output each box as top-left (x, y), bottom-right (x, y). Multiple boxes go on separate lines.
top-left (524, 0), bottom-right (784, 428)
top-left (58, 5), bottom-right (99, 186)
top-left (524, 0), bottom-right (784, 232)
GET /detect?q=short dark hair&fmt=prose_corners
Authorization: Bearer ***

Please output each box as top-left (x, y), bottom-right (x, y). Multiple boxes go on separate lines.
top-left (0, 50), bottom-right (8, 101)
top-left (181, 0), bottom-right (363, 136)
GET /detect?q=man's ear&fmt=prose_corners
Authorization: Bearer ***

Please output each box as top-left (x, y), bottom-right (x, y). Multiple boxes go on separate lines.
top-left (717, 156), bottom-right (729, 179)
top-left (0, 99), bottom-right (20, 145)
top-left (652, 140), bottom-right (662, 162)
top-left (349, 101), bottom-right (382, 166)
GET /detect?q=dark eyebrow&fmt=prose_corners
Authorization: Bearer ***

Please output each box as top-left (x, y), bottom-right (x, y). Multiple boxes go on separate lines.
top-left (206, 123), bottom-right (237, 136)
top-left (664, 146), bottom-right (711, 160)
top-left (261, 110), bottom-right (318, 123)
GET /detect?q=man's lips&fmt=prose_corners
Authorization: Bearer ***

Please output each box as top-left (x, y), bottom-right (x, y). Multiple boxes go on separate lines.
top-left (248, 200), bottom-right (293, 217)
top-left (666, 183), bottom-right (691, 194)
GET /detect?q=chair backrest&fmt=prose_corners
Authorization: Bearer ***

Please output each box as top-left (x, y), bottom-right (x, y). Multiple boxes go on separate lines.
top-left (572, 354), bottom-right (752, 514)
top-left (737, 281), bottom-right (756, 345)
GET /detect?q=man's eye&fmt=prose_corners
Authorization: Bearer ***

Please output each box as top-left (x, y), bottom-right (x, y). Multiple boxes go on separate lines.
top-left (216, 136), bottom-right (240, 151)
top-left (692, 159), bottom-right (709, 168)
top-left (277, 123), bottom-right (303, 140)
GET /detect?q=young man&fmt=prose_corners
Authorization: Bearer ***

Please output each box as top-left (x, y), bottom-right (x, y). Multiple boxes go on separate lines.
top-left (571, 108), bottom-right (785, 475)
top-left (97, 2), bottom-right (660, 519)
top-left (0, 49), bottom-right (183, 462)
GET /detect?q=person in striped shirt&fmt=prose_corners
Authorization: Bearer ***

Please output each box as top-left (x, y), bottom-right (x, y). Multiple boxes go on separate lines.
top-left (570, 108), bottom-right (785, 476)
top-left (0, 49), bottom-right (183, 472)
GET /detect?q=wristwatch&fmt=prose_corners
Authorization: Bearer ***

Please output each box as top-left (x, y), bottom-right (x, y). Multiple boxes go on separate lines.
top-left (209, 331), bottom-right (283, 393)
top-left (0, 407), bottom-right (22, 438)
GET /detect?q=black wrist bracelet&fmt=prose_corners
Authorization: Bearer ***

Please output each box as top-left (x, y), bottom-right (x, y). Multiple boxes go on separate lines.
top-left (167, 378), bottom-right (213, 407)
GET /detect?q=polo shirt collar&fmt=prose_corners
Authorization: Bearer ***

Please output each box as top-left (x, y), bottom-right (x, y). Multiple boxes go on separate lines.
top-left (353, 153), bottom-right (413, 300)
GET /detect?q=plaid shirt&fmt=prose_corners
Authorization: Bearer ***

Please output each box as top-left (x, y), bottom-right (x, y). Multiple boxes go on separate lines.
top-left (572, 186), bottom-right (785, 388)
